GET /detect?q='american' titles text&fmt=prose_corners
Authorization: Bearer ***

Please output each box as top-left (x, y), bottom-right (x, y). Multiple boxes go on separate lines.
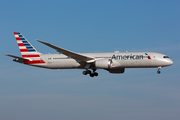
top-left (112, 54), bottom-right (144, 60)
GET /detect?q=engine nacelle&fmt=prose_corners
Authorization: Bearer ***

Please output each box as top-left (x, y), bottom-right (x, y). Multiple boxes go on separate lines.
top-left (95, 59), bottom-right (121, 69)
top-left (107, 68), bottom-right (125, 74)
top-left (95, 59), bottom-right (112, 69)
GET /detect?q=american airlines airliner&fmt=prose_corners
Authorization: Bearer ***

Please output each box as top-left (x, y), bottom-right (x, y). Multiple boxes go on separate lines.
top-left (5, 32), bottom-right (173, 77)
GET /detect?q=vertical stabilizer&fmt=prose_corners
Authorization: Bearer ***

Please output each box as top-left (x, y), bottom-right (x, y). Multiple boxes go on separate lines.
top-left (13, 32), bottom-right (45, 64)
top-left (14, 32), bottom-right (41, 57)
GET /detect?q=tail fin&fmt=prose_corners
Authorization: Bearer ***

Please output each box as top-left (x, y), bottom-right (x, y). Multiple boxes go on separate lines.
top-left (14, 32), bottom-right (41, 58)
top-left (13, 32), bottom-right (45, 64)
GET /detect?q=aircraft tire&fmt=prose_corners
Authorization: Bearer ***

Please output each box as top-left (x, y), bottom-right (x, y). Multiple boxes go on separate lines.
top-left (83, 71), bottom-right (88, 75)
top-left (90, 73), bottom-right (94, 77)
top-left (94, 72), bottom-right (98, 76)
top-left (87, 70), bottom-right (91, 74)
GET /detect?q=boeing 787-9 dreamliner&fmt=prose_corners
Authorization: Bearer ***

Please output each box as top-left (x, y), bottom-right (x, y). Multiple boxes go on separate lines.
top-left (5, 32), bottom-right (173, 77)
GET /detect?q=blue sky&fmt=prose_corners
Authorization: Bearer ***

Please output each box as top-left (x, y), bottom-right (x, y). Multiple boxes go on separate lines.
top-left (1, 0), bottom-right (180, 120)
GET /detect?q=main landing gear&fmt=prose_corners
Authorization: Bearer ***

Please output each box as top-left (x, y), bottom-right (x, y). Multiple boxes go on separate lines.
top-left (82, 69), bottom-right (98, 77)
top-left (157, 66), bottom-right (162, 74)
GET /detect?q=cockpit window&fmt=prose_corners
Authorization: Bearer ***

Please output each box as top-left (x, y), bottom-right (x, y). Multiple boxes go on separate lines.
top-left (163, 56), bottom-right (169, 58)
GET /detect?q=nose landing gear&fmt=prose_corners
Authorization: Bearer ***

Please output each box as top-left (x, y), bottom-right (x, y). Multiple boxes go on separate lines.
top-left (157, 70), bottom-right (161, 74)
top-left (157, 66), bottom-right (162, 74)
top-left (82, 69), bottom-right (98, 77)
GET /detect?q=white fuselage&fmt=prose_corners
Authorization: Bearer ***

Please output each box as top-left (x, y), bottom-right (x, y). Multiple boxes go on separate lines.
top-left (31, 52), bottom-right (173, 69)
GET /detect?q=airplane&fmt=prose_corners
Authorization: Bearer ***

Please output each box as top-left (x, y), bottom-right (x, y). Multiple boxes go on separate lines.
top-left (4, 32), bottom-right (173, 77)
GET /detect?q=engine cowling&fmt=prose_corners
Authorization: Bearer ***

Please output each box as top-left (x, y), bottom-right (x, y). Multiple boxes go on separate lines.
top-left (95, 59), bottom-right (121, 69)
top-left (95, 59), bottom-right (112, 69)
top-left (95, 59), bottom-right (125, 74)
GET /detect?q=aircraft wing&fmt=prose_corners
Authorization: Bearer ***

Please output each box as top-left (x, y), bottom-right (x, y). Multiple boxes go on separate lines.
top-left (4, 54), bottom-right (29, 62)
top-left (37, 40), bottom-right (95, 63)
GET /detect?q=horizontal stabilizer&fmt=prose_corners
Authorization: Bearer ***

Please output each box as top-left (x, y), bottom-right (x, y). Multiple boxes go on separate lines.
top-left (4, 54), bottom-right (29, 62)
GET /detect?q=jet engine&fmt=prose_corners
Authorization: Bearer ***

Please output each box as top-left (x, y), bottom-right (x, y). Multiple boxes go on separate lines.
top-left (95, 59), bottom-right (121, 69)
top-left (95, 59), bottom-right (125, 74)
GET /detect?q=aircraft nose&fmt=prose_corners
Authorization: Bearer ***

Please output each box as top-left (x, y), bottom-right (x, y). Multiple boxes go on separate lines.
top-left (169, 59), bottom-right (173, 65)
top-left (161, 58), bottom-right (173, 66)
top-left (166, 59), bottom-right (173, 66)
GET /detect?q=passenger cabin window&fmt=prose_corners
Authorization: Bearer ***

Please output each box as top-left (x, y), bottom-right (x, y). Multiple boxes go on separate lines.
top-left (163, 56), bottom-right (169, 58)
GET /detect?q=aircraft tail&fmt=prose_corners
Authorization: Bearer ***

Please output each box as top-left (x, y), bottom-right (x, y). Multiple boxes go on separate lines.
top-left (13, 32), bottom-right (45, 64)
top-left (14, 32), bottom-right (41, 57)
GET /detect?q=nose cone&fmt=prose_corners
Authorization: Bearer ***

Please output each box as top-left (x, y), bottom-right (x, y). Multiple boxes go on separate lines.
top-left (161, 59), bottom-right (173, 66)
top-left (168, 59), bottom-right (173, 66)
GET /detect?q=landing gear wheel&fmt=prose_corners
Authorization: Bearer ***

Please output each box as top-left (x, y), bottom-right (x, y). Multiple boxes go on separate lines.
top-left (82, 70), bottom-right (99, 77)
top-left (157, 70), bottom-right (161, 74)
top-left (83, 71), bottom-right (88, 75)
top-left (87, 70), bottom-right (91, 74)
top-left (94, 72), bottom-right (98, 76)
top-left (90, 73), bottom-right (94, 77)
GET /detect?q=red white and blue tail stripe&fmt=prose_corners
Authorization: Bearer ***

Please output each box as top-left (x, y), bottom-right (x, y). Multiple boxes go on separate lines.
top-left (14, 32), bottom-right (45, 64)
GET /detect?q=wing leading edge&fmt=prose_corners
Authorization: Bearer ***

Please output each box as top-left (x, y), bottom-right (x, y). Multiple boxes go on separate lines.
top-left (37, 40), bottom-right (95, 64)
